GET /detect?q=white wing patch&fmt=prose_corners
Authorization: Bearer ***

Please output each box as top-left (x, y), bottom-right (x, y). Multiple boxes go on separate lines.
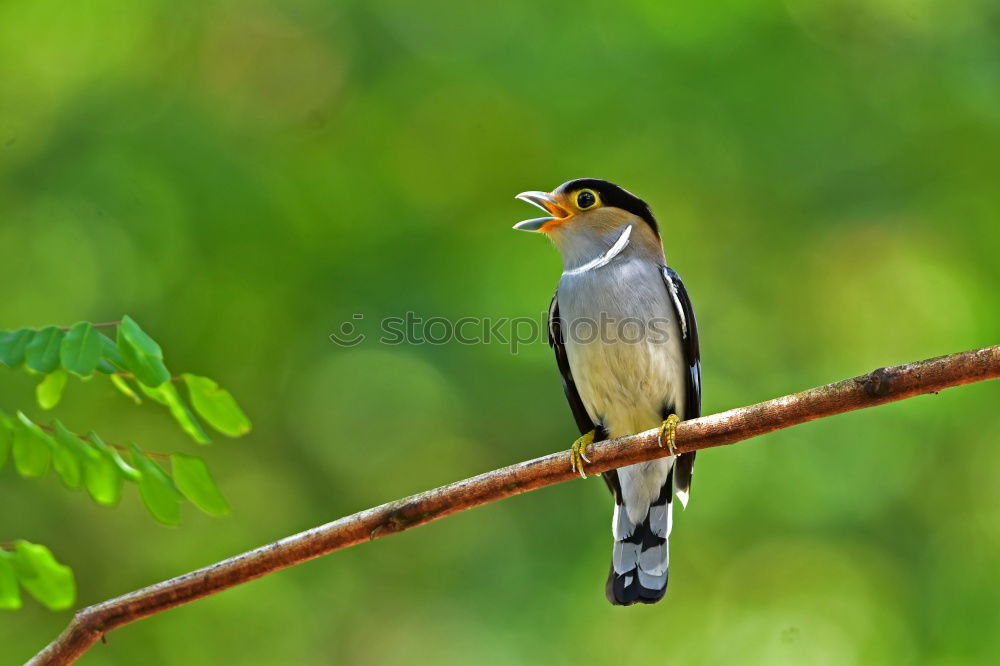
top-left (663, 267), bottom-right (688, 339)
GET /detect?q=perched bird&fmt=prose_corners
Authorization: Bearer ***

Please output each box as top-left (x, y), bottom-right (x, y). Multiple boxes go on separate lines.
top-left (514, 179), bottom-right (701, 605)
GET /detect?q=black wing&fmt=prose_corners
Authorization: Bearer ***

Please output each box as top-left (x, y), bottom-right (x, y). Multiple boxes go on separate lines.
top-left (547, 293), bottom-right (595, 435)
top-left (661, 266), bottom-right (701, 499)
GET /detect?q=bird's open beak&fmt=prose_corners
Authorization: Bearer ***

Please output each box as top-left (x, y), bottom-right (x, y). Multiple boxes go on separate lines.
top-left (513, 191), bottom-right (572, 232)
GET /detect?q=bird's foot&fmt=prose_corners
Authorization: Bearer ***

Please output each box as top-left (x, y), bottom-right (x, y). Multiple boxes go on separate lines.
top-left (658, 414), bottom-right (680, 455)
top-left (570, 430), bottom-right (595, 479)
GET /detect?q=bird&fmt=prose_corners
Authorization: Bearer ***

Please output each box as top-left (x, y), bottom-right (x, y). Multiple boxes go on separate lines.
top-left (513, 178), bottom-right (701, 605)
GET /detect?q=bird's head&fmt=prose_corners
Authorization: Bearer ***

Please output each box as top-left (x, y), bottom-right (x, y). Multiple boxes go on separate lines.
top-left (514, 179), bottom-right (658, 237)
top-left (514, 179), bottom-right (661, 268)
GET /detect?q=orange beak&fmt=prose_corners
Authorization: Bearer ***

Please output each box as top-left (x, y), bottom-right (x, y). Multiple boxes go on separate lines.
top-left (513, 191), bottom-right (573, 232)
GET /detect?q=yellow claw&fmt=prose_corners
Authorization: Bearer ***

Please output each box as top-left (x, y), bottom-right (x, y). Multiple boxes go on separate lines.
top-left (658, 414), bottom-right (680, 455)
top-left (570, 430), bottom-right (596, 479)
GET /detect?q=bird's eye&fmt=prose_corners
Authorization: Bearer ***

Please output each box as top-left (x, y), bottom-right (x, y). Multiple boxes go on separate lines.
top-left (576, 190), bottom-right (598, 210)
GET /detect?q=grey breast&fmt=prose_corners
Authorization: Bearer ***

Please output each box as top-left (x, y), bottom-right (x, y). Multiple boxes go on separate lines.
top-left (556, 257), bottom-right (685, 438)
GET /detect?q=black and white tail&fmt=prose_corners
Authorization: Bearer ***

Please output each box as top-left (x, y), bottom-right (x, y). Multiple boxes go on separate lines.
top-left (605, 468), bottom-right (673, 605)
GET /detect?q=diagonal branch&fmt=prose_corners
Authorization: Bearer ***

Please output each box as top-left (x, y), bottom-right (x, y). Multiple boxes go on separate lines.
top-left (28, 345), bottom-right (1000, 666)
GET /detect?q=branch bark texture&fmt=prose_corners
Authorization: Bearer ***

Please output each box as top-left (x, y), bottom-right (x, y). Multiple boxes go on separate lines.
top-left (28, 345), bottom-right (1000, 665)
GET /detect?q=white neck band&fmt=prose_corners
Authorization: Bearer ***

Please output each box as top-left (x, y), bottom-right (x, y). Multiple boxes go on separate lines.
top-left (563, 225), bottom-right (633, 276)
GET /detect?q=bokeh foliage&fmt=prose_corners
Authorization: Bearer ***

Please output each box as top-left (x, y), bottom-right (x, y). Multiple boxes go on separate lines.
top-left (2, 0), bottom-right (999, 663)
top-left (1, 317), bottom-right (248, 611)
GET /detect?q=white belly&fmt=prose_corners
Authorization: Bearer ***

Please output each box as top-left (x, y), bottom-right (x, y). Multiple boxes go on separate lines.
top-left (566, 332), bottom-right (685, 438)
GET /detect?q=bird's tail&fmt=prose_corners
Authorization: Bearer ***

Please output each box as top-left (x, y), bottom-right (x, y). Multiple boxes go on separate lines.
top-left (606, 469), bottom-right (672, 605)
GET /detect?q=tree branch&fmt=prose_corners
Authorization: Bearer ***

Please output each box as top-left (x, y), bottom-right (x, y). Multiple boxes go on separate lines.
top-left (28, 345), bottom-right (1000, 666)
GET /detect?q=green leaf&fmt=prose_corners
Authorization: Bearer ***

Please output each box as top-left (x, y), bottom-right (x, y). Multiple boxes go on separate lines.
top-left (0, 409), bottom-right (12, 470)
top-left (171, 454), bottom-right (230, 516)
top-left (82, 432), bottom-right (123, 506)
top-left (109, 373), bottom-right (142, 405)
top-left (48, 421), bottom-right (87, 489)
top-left (99, 333), bottom-right (125, 369)
top-left (130, 444), bottom-right (181, 525)
top-left (0, 551), bottom-right (22, 610)
top-left (36, 370), bottom-right (68, 410)
top-left (12, 412), bottom-right (52, 478)
top-left (117, 316), bottom-right (170, 387)
top-left (24, 327), bottom-right (65, 374)
top-left (60, 322), bottom-right (102, 377)
top-left (137, 381), bottom-right (167, 404)
top-left (0, 329), bottom-right (34, 368)
top-left (95, 358), bottom-right (116, 374)
top-left (90, 432), bottom-right (140, 482)
top-left (51, 445), bottom-right (82, 488)
top-left (147, 382), bottom-right (211, 444)
top-left (83, 454), bottom-right (120, 505)
top-left (182, 374), bottom-right (251, 437)
top-left (51, 421), bottom-right (98, 463)
top-left (13, 541), bottom-right (75, 611)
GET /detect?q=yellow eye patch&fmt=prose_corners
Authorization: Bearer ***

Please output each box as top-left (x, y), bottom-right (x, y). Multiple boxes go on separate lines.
top-left (575, 189), bottom-right (600, 210)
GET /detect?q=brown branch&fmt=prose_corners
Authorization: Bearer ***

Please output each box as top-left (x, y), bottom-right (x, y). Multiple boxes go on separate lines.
top-left (27, 345), bottom-right (1000, 666)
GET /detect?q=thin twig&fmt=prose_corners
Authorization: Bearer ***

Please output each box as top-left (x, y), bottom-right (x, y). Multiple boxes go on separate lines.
top-left (56, 322), bottom-right (120, 332)
top-left (36, 424), bottom-right (169, 461)
top-left (111, 372), bottom-right (181, 384)
top-left (26, 345), bottom-right (1000, 666)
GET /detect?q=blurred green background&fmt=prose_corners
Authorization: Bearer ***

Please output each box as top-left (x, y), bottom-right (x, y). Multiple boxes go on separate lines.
top-left (3, 0), bottom-right (999, 663)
